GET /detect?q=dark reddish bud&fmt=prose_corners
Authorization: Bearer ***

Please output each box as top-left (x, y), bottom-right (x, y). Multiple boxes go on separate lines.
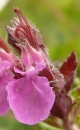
top-left (50, 91), bottom-right (72, 119)
top-left (60, 52), bottom-right (77, 92)
top-left (60, 52), bottom-right (77, 78)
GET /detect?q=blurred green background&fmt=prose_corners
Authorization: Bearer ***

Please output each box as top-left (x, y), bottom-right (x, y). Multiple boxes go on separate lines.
top-left (0, 0), bottom-right (80, 129)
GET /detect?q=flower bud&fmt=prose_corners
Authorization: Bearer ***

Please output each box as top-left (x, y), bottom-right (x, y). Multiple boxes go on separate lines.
top-left (50, 91), bottom-right (72, 119)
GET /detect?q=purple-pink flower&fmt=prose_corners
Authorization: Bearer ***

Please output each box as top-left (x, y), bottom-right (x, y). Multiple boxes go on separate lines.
top-left (0, 7), bottom-right (65, 125)
top-left (7, 63), bottom-right (55, 124)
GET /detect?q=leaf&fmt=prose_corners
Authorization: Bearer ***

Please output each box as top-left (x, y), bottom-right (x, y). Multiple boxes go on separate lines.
top-left (60, 51), bottom-right (77, 79)
top-left (75, 96), bottom-right (80, 104)
top-left (60, 51), bottom-right (77, 92)
top-left (64, 72), bottom-right (76, 92)
top-left (38, 122), bottom-right (63, 130)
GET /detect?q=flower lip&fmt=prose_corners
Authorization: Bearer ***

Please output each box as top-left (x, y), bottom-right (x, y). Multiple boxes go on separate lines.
top-left (6, 63), bottom-right (55, 125)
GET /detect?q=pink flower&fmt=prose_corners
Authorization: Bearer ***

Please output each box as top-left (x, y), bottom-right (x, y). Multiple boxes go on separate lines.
top-left (6, 7), bottom-right (64, 88)
top-left (0, 7), bottom-right (65, 125)
top-left (5, 8), bottom-right (56, 125)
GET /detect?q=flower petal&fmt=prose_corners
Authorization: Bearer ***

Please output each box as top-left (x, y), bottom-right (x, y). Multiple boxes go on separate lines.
top-left (7, 70), bottom-right (55, 125)
top-left (17, 43), bottom-right (44, 67)
top-left (0, 60), bottom-right (14, 115)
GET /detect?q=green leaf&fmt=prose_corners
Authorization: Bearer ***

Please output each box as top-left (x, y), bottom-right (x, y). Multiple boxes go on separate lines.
top-left (75, 96), bottom-right (80, 104)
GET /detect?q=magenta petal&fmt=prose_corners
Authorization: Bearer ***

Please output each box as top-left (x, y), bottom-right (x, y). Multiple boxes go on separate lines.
top-left (17, 43), bottom-right (43, 67)
top-left (0, 61), bottom-right (13, 115)
top-left (7, 71), bottom-right (55, 125)
top-left (0, 79), bottom-right (10, 115)
top-left (17, 44), bottom-right (32, 67)
top-left (0, 60), bottom-right (11, 72)
top-left (34, 63), bottom-right (45, 72)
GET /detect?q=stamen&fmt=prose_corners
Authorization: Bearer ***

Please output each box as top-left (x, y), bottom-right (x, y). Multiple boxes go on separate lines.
top-left (15, 27), bottom-right (28, 39)
top-left (13, 7), bottom-right (29, 26)
top-left (14, 7), bottom-right (19, 13)
top-left (14, 28), bottom-right (20, 38)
